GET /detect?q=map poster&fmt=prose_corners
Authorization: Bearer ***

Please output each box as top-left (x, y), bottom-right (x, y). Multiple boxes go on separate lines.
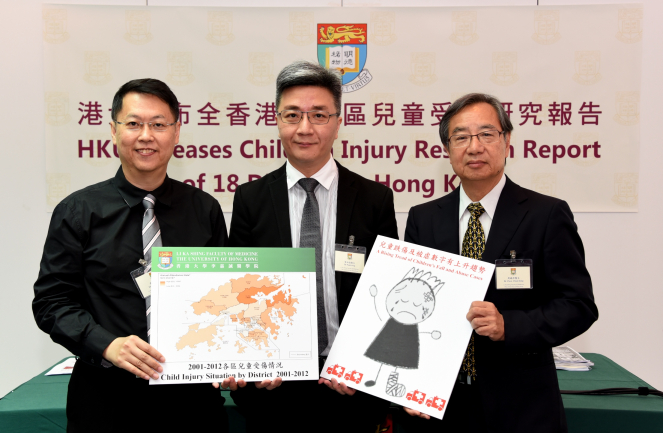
top-left (320, 236), bottom-right (494, 420)
top-left (149, 247), bottom-right (318, 385)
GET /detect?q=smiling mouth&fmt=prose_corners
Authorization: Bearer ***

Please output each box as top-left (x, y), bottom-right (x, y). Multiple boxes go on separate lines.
top-left (136, 149), bottom-right (156, 155)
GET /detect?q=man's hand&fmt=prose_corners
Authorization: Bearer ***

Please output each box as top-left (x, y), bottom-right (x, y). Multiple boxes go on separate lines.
top-left (403, 406), bottom-right (430, 420)
top-left (466, 301), bottom-right (505, 341)
top-left (102, 335), bottom-right (165, 380)
top-left (212, 377), bottom-right (247, 391)
top-left (254, 377), bottom-right (283, 390)
top-left (318, 377), bottom-right (356, 396)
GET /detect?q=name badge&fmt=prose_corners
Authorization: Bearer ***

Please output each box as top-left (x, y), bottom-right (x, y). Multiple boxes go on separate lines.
top-left (334, 237), bottom-right (366, 274)
top-left (130, 264), bottom-right (151, 298)
top-left (495, 258), bottom-right (533, 290)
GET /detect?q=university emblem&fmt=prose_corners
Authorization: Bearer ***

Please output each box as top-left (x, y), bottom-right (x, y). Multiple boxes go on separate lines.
top-left (167, 52), bottom-right (194, 86)
top-left (614, 91), bottom-right (640, 126)
top-left (573, 51), bottom-right (601, 85)
top-left (612, 173), bottom-right (638, 207)
top-left (206, 11), bottom-right (235, 46)
top-left (532, 174), bottom-right (556, 197)
top-left (318, 24), bottom-right (372, 93)
top-left (572, 133), bottom-right (600, 167)
top-left (409, 53), bottom-right (436, 86)
top-left (616, 8), bottom-right (643, 44)
top-left (347, 253), bottom-right (353, 260)
top-left (83, 51), bottom-right (112, 86)
top-left (44, 92), bottom-right (71, 126)
top-left (158, 251), bottom-right (174, 270)
top-left (511, 268), bottom-right (516, 275)
top-left (532, 10), bottom-right (561, 45)
top-left (43, 9), bottom-right (69, 44)
top-left (490, 52), bottom-right (518, 86)
top-left (46, 173), bottom-right (70, 208)
top-left (449, 11), bottom-right (478, 46)
top-left (288, 12), bottom-right (315, 46)
top-left (247, 53), bottom-right (274, 87)
top-left (124, 10), bottom-right (152, 45)
top-left (370, 12), bottom-right (397, 46)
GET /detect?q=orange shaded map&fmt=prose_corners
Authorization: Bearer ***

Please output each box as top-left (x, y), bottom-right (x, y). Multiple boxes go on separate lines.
top-left (176, 274), bottom-right (299, 353)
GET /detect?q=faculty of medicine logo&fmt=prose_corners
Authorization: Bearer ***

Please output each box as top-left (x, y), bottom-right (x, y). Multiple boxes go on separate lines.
top-left (317, 24), bottom-right (372, 93)
top-left (158, 251), bottom-right (173, 270)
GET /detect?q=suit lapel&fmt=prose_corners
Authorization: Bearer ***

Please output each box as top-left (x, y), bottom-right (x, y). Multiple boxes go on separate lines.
top-left (334, 162), bottom-right (358, 245)
top-left (268, 164), bottom-right (292, 248)
top-left (434, 189), bottom-right (461, 254)
top-left (482, 177), bottom-right (529, 262)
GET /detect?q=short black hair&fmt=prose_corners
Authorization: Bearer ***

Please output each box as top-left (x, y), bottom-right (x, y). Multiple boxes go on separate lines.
top-left (439, 93), bottom-right (513, 148)
top-left (111, 78), bottom-right (179, 122)
top-left (276, 60), bottom-right (342, 114)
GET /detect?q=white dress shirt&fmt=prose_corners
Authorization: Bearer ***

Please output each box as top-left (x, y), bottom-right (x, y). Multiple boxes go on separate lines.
top-left (458, 174), bottom-right (507, 248)
top-left (286, 156), bottom-right (339, 356)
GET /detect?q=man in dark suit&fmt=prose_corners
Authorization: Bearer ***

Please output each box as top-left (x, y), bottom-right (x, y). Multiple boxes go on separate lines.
top-left (221, 61), bottom-right (398, 433)
top-left (403, 93), bottom-right (598, 433)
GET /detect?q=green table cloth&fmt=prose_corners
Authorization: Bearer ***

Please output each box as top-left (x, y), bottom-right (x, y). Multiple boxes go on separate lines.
top-left (1, 353), bottom-right (661, 432)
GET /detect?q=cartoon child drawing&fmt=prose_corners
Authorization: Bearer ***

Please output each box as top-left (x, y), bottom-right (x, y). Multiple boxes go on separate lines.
top-left (364, 268), bottom-right (443, 397)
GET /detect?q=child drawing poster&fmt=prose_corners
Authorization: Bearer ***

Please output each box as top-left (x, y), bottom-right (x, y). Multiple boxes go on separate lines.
top-left (321, 236), bottom-right (495, 420)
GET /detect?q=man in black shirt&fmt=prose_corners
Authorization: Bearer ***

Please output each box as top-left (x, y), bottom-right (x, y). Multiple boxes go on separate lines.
top-left (33, 79), bottom-right (228, 432)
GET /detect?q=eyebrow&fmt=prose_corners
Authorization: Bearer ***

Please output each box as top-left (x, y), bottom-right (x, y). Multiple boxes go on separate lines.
top-left (281, 105), bottom-right (329, 111)
top-left (124, 113), bottom-right (168, 120)
top-left (451, 123), bottom-right (498, 134)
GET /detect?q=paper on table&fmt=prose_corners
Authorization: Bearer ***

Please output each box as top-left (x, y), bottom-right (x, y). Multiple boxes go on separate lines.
top-left (321, 236), bottom-right (494, 420)
top-left (45, 357), bottom-right (77, 376)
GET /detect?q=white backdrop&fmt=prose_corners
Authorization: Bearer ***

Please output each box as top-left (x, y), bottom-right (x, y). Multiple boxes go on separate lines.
top-left (2, 0), bottom-right (662, 403)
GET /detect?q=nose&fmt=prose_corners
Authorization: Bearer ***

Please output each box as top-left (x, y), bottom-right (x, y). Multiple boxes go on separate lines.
top-left (466, 134), bottom-right (484, 153)
top-left (137, 123), bottom-right (155, 140)
top-left (295, 113), bottom-right (314, 134)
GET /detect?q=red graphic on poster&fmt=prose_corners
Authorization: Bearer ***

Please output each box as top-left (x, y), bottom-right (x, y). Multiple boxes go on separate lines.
top-left (344, 370), bottom-right (364, 384)
top-left (406, 389), bottom-right (426, 404)
top-left (425, 396), bottom-right (446, 411)
top-left (326, 364), bottom-right (346, 378)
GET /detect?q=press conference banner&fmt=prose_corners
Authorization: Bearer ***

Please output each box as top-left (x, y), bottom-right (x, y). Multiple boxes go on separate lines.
top-left (43, 4), bottom-right (642, 212)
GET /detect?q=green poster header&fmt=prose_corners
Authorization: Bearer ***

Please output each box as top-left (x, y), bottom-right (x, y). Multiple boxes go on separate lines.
top-left (151, 247), bottom-right (316, 273)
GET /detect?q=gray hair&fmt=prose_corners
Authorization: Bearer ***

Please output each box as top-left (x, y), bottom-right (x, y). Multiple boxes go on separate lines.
top-left (275, 60), bottom-right (342, 114)
top-left (439, 93), bottom-right (514, 148)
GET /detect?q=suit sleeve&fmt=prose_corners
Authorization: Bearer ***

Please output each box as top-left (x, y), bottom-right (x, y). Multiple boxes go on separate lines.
top-left (376, 187), bottom-right (399, 240)
top-left (228, 185), bottom-right (253, 248)
top-left (32, 202), bottom-right (117, 365)
top-left (404, 206), bottom-right (419, 244)
top-left (502, 200), bottom-right (598, 351)
top-left (209, 198), bottom-right (229, 247)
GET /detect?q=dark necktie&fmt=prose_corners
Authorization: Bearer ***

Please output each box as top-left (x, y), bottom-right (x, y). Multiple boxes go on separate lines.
top-left (460, 202), bottom-right (486, 383)
top-left (142, 194), bottom-right (162, 337)
top-left (298, 178), bottom-right (328, 355)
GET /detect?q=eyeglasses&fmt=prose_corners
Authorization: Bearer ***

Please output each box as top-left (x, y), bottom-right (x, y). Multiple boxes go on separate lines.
top-left (448, 130), bottom-right (505, 149)
top-left (115, 120), bottom-right (177, 132)
top-left (277, 110), bottom-right (339, 125)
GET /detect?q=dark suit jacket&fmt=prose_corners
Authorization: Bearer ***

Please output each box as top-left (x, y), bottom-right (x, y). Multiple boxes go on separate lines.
top-left (229, 160), bottom-right (398, 321)
top-left (405, 176), bottom-right (598, 433)
top-left (228, 160), bottom-right (398, 425)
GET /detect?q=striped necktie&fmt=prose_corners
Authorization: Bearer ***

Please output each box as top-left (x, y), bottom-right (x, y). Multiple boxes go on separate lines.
top-left (298, 178), bottom-right (328, 355)
top-left (142, 194), bottom-right (162, 337)
top-left (460, 203), bottom-right (486, 383)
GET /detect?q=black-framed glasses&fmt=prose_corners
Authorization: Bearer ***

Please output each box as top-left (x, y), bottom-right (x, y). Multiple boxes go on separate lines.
top-left (115, 120), bottom-right (177, 132)
top-left (448, 130), bottom-right (505, 148)
top-left (277, 110), bottom-right (339, 125)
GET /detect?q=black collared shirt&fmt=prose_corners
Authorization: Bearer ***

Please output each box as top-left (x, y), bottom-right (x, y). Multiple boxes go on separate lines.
top-left (33, 167), bottom-right (228, 366)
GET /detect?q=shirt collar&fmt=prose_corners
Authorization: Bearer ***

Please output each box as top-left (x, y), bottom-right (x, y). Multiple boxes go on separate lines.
top-left (458, 173), bottom-right (506, 220)
top-left (112, 166), bottom-right (173, 208)
top-left (286, 155), bottom-right (338, 191)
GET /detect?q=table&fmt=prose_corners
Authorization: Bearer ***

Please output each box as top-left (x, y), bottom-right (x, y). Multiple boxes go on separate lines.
top-left (1, 353), bottom-right (661, 432)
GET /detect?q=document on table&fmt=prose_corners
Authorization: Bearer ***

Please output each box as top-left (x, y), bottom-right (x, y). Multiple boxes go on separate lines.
top-left (149, 247), bottom-right (318, 385)
top-left (45, 357), bottom-right (77, 376)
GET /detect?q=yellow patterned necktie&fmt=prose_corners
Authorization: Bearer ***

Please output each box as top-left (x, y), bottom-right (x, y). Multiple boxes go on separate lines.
top-left (460, 202), bottom-right (486, 382)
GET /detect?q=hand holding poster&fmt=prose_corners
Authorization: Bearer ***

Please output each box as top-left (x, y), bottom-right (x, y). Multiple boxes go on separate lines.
top-left (149, 247), bottom-right (318, 385)
top-left (321, 236), bottom-right (495, 420)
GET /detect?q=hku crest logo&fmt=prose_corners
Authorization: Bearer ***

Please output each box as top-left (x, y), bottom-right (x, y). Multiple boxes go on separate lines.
top-left (612, 173), bottom-right (638, 207)
top-left (347, 253), bottom-right (353, 260)
top-left (44, 92), bottom-right (71, 126)
top-left (511, 268), bottom-right (516, 275)
top-left (43, 9), bottom-right (69, 44)
top-left (616, 8), bottom-right (643, 44)
top-left (532, 10), bottom-right (561, 45)
top-left (318, 24), bottom-right (372, 93)
top-left (158, 251), bottom-right (173, 270)
top-left (124, 11), bottom-right (152, 45)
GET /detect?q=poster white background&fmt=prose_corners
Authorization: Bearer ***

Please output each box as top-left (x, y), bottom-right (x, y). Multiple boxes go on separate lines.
top-left (321, 237), bottom-right (493, 419)
top-left (2, 0), bottom-right (663, 407)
